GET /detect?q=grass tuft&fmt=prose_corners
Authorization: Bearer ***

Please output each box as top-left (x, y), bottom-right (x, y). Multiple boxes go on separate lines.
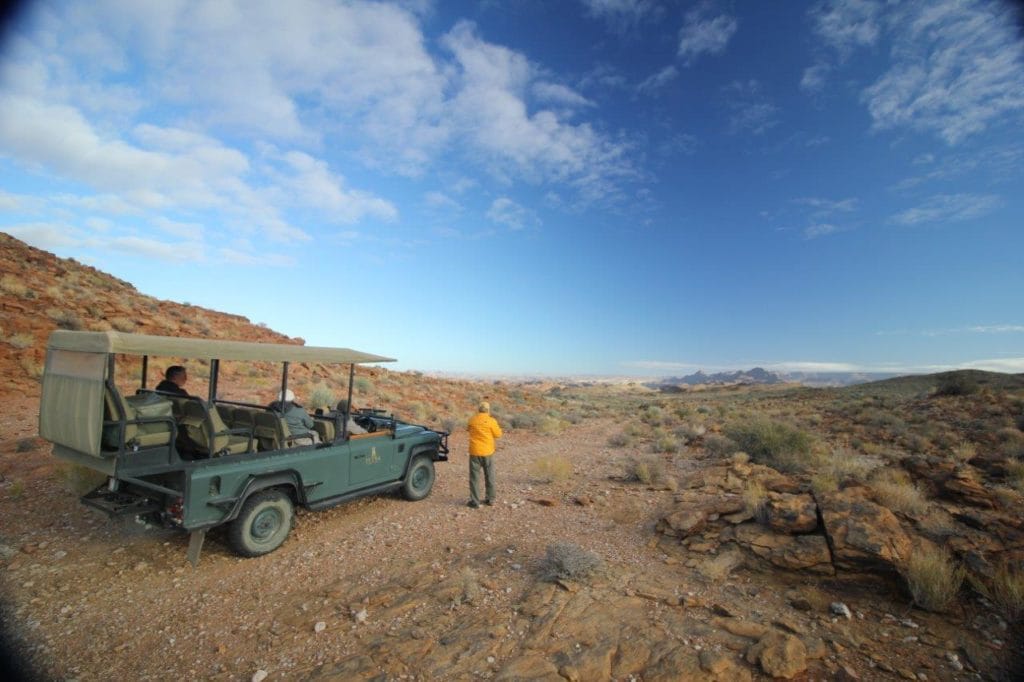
top-left (530, 455), bottom-right (573, 483)
top-left (724, 418), bottom-right (815, 472)
top-left (901, 546), bottom-right (965, 612)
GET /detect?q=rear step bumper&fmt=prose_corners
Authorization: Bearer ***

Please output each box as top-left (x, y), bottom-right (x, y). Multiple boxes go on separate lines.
top-left (82, 485), bottom-right (161, 517)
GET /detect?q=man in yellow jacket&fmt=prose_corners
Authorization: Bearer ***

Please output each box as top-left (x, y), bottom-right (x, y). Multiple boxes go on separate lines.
top-left (467, 401), bottom-right (502, 508)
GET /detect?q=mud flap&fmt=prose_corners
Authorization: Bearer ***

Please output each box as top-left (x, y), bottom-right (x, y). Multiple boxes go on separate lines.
top-left (186, 529), bottom-right (206, 568)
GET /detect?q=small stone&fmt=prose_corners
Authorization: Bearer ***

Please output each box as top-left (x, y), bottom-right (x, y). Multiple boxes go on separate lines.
top-left (352, 608), bottom-right (368, 624)
top-left (314, 621), bottom-right (326, 633)
top-left (252, 671), bottom-right (268, 682)
top-left (830, 602), bottom-right (852, 620)
top-left (944, 652), bottom-right (963, 671)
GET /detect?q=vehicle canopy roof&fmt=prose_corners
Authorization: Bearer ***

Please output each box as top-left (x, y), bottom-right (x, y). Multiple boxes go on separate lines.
top-left (46, 330), bottom-right (396, 364)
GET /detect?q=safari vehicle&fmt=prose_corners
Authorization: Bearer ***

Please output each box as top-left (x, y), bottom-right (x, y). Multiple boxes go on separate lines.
top-left (39, 330), bottom-right (448, 565)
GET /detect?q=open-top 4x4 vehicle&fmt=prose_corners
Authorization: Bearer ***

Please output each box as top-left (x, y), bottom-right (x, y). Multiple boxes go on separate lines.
top-left (39, 331), bottom-right (448, 564)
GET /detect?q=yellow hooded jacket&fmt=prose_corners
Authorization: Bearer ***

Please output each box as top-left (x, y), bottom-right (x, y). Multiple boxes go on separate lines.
top-left (468, 412), bottom-right (502, 456)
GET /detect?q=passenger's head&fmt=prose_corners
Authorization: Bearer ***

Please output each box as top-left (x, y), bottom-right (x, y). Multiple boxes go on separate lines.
top-left (166, 365), bottom-right (187, 386)
top-left (337, 399), bottom-right (350, 413)
top-left (277, 389), bottom-right (296, 403)
top-left (478, 401), bottom-right (490, 413)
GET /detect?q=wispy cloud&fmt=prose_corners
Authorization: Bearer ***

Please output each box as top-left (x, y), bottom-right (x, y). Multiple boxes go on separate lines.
top-left (486, 197), bottom-right (537, 231)
top-left (890, 193), bottom-right (1001, 225)
top-left (637, 66), bottom-right (679, 95)
top-left (877, 324), bottom-right (1024, 337)
top-left (800, 62), bottom-right (831, 94)
top-left (724, 80), bottom-right (778, 135)
top-left (580, 0), bottom-right (656, 27)
top-left (677, 4), bottom-right (738, 66)
top-left (809, 0), bottom-right (882, 57)
top-left (803, 223), bottom-right (844, 239)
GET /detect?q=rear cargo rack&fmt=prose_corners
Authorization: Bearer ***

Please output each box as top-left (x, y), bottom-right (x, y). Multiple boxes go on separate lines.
top-left (82, 485), bottom-right (161, 517)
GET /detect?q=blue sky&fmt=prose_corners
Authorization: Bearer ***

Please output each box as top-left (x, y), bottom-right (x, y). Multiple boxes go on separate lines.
top-left (1, 0), bottom-right (1022, 376)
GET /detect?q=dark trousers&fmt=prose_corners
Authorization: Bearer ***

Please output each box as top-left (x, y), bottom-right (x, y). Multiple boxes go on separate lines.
top-left (469, 455), bottom-right (495, 504)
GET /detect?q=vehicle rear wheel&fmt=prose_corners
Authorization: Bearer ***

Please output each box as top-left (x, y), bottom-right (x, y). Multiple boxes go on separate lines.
top-left (402, 456), bottom-right (435, 501)
top-left (228, 490), bottom-right (294, 557)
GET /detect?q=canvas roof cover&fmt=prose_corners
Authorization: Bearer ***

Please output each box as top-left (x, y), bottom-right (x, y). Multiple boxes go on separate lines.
top-left (46, 330), bottom-right (396, 364)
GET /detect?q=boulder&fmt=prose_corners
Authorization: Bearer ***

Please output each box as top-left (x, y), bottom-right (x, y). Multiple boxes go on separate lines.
top-left (940, 468), bottom-right (994, 508)
top-left (734, 524), bottom-right (834, 574)
top-left (765, 493), bottom-right (819, 534)
top-left (817, 489), bottom-right (912, 573)
top-left (656, 510), bottom-right (707, 538)
top-left (746, 632), bottom-right (808, 679)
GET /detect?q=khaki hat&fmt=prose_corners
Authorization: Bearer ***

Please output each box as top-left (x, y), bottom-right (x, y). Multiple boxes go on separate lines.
top-left (478, 401), bottom-right (490, 413)
top-left (278, 389), bottom-right (296, 403)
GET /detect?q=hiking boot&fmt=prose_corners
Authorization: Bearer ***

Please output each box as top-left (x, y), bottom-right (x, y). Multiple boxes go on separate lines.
top-left (467, 501), bottom-right (479, 509)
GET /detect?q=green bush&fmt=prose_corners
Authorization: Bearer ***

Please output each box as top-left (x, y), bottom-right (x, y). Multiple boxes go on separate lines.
top-left (724, 418), bottom-right (814, 472)
top-left (935, 372), bottom-right (979, 396)
top-left (309, 386), bottom-right (336, 409)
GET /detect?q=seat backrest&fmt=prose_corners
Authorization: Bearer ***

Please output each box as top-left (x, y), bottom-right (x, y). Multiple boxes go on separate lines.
top-left (180, 400), bottom-right (211, 453)
top-left (253, 411), bottom-right (288, 451)
top-left (207, 405), bottom-right (234, 454)
top-left (102, 387), bottom-right (137, 448)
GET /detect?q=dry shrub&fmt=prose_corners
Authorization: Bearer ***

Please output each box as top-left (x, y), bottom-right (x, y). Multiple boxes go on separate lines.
top-left (627, 454), bottom-right (666, 485)
top-left (48, 308), bottom-right (84, 330)
top-left (654, 433), bottom-right (679, 453)
top-left (1004, 459), bottom-right (1024, 494)
top-left (703, 434), bottom-right (736, 457)
top-left (530, 455), bottom-right (573, 483)
top-left (725, 418), bottom-right (815, 472)
top-left (742, 480), bottom-right (769, 523)
top-left (950, 441), bottom-right (977, 463)
top-left (872, 473), bottom-right (929, 516)
top-left (824, 446), bottom-right (878, 483)
top-left (109, 317), bottom-right (137, 333)
top-left (0, 274), bottom-right (28, 296)
top-left (902, 546), bottom-right (965, 612)
top-left (997, 428), bottom-right (1024, 458)
top-left (608, 432), bottom-right (631, 448)
top-left (539, 542), bottom-right (602, 583)
top-left (538, 415), bottom-right (563, 436)
top-left (971, 561), bottom-right (1024, 622)
top-left (810, 469), bottom-right (839, 495)
top-left (6, 333), bottom-right (34, 349)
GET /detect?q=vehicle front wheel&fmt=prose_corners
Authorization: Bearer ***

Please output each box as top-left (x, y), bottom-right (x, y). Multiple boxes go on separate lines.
top-left (402, 456), bottom-right (435, 501)
top-left (228, 490), bottom-right (294, 557)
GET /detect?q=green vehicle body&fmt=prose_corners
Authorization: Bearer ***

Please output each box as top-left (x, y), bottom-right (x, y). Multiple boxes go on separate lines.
top-left (39, 331), bottom-right (449, 564)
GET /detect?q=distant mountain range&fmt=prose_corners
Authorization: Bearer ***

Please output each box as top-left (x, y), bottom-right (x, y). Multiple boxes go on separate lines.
top-left (653, 368), bottom-right (904, 389)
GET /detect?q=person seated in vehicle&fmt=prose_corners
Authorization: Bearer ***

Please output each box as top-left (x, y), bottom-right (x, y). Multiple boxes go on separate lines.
top-left (336, 399), bottom-right (367, 435)
top-left (155, 365), bottom-right (191, 397)
top-left (269, 389), bottom-right (320, 444)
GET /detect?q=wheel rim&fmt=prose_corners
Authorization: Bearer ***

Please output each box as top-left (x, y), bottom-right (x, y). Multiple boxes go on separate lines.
top-left (412, 464), bottom-right (430, 491)
top-left (251, 507), bottom-right (282, 543)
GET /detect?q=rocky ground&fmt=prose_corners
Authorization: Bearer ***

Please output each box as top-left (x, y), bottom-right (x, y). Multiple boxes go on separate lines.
top-left (1, 408), bottom-right (1020, 681)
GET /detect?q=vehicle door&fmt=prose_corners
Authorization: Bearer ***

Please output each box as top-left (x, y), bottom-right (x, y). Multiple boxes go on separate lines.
top-left (348, 436), bottom-right (396, 487)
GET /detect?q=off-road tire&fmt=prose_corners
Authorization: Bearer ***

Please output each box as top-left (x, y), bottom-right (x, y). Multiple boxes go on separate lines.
top-left (228, 489), bottom-right (294, 557)
top-left (402, 456), bottom-right (435, 501)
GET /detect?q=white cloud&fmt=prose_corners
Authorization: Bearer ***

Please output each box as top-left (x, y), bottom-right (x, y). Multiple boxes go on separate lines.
top-left (219, 248), bottom-right (295, 267)
top-left (274, 151), bottom-right (398, 225)
top-left (2, 223), bottom-right (84, 249)
top-left (809, 0), bottom-right (882, 57)
top-left (865, 1), bottom-right (1024, 144)
top-left (677, 6), bottom-right (738, 65)
top-left (443, 21), bottom-right (637, 200)
top-left (803, 223), bottom-right (842, 239)
top-left (108, 236), bottom-right (201, 262)
top-left (800, 62), bottom-right (831, 93)
top-left (962, 357), bottom-right (1024, 373)
top-left (794, 197), bottom-right (858, 214)
top-left (637, 65), bottom-right (679, 95)
top-left (486, 197), bottom-right (537, 231)
top-left (724, 81), bottom-right (779, 135)
top-left (424, 191), bottom-right (461, 211)
top-left (621, 360), bottom-right (699, 372)
top-left (891, 193), bottom-right (1001, 225)
top-left (581, 0), bottom-right (656, 25)
top-left (532, 82), bottom-right (594, 110)
top-left (923, 325), bottom-right (1024, 337)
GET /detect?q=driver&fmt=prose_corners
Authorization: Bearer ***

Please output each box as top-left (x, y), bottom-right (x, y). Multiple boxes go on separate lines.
top-left (337, 399), bottom-right (367, 435)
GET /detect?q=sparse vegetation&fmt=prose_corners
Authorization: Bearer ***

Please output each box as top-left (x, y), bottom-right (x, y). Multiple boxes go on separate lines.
top-left (902, 546), bottom-right (965, 612)
top-left (529, 454), bottom-right (573, 482)
top-left (725, 418), bottom-right (814, 472)
top-left (6, 332), bottom-right (34, 349)
top-left (309, 386), bottom-right (336, 410)
top-left (626, 454), bottom-right (666, 485)
top-left (538, 542), bottom-right (602, 583)
top-left (935, 372), bottom-right (979, 397)
top-left (971, 560), bottom-right (1024, 622)
top-left (871, 476), bottom-right (929, 516)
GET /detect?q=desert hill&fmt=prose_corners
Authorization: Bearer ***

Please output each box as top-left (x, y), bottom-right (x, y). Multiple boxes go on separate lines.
top-left (1, 232), bottom-right (1023, 681)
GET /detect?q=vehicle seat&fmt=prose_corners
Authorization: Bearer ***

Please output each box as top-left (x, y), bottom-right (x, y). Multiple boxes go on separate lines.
top-left (253, 411), bottom-right (312, 450)
top-left (313, 418), bottom-right (335, 444)
top-left (102, 388), bottom-right (173, 450)
top-left (180, 400), bottom-right (251, 457)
